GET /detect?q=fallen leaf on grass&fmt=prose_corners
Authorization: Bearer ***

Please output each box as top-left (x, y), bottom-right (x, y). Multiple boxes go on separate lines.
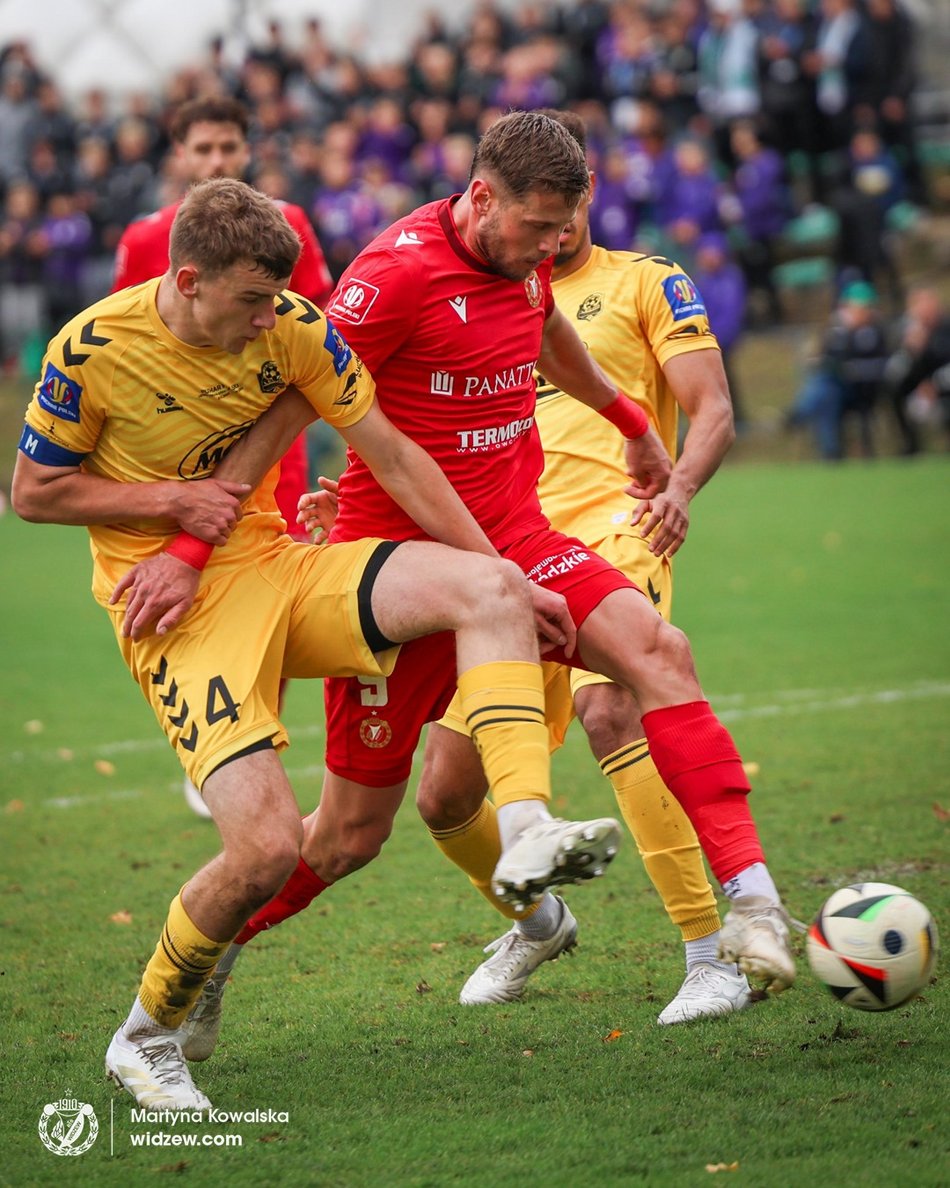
top-left (602, 1029), bottom-right (624, 1043)
top-left (829, 813), bottom-right (845, 824)
top-left (4, 800), bottom-right (24, 814)
top-left (522, 1049), bottom-right (534, 1057)
top-left (430, 942), bottom-right (446, 953)
top-left (94, 759), bottom-right (116, 776)
top-left (933, 802), bottom-right (950, 822)
top-left (23, 720), bottom-right (44, 735)
top-left (742, 761), bottom-right (760, 777)
top-left (57, 748), bottom-right (74, 761)
top-left (110, 910), bottom-right (133, 925)
top-left (705, 1162), bottom-right (740, 1173)
top-left (415, 980), bottom-right (431, 994)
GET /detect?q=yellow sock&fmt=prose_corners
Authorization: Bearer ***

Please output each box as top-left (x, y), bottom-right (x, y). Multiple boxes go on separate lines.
top-left (428, 800), bottom-right (536, 922)
top-left (138, 892), bottom-right (234, 1028)
top-left (458, 661), bottom-right (549, 810)
top-left (601, 739), bottom-right (720, 942)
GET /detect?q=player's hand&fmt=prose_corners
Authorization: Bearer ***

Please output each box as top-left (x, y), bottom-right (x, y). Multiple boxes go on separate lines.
top-left (529, 584), bottom-right (576, 658)
top-left (630, 489), bottom-right (690, 557)
top-left (297, 476), bottom-right (340, 543)
top-left (623, 427), bottom-right (672, 500)
top-left (110, 553), bottom-right (201, 639)
top-left (168, 479), bottom-right (251, 545)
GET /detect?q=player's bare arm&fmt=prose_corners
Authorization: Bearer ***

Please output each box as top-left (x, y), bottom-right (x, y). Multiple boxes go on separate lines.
top-left (113, 394), bottom-right (576, 652)
top-left (11, 453), bottom-right (249, 543)
top-left (629, 350), bottom-right (735, 558)
top-left (538, 307), bottom-right (672, 499)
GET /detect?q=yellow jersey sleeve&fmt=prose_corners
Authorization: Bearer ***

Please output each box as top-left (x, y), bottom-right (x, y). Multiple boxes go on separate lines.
top-left (19, 281), bottom-right (375, 602)
top-left (536, 248), bottom-right (719, 544)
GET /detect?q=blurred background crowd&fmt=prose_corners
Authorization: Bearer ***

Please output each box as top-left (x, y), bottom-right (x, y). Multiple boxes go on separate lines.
top-left (1, 0), bottom-right (949, 461)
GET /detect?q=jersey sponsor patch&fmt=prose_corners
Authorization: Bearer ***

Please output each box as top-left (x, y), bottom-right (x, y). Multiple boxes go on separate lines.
top-left (328, 278), bottom-right (380, 326)
top-left (38, 362), bottom-right (82, 423)
top-left (661, 274), bottom-right (706, 321)
top-left (324, 319), bottom-right (353, 375)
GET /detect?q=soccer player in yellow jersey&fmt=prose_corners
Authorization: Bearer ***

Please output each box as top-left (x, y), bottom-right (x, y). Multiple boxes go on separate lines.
top-left (11, 177), bottom-right (607, 1112)
top-left (415, 109), bottom-right (755, 1023)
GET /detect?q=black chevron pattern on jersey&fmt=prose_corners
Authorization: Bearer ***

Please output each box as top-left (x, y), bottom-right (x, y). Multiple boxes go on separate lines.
top-left (62, 319), bottom-right (112, 366)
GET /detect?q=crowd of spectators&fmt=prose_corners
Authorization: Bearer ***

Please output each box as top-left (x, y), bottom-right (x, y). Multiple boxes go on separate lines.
top-left (0, 0), bottom-right (946, 455)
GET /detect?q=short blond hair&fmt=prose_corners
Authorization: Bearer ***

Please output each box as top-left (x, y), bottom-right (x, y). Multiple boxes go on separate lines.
top-left (169, 177), bottom-right (301, 278)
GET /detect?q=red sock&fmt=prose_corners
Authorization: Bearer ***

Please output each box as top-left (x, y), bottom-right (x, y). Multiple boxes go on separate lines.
top-left (234, 857), bottom-right (330, 944)
top-left (641, 700), bottom-right (765, 885)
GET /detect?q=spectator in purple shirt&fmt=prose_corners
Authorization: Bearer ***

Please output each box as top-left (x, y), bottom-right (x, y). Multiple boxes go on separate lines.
top-left (40, 190), bottom-right (93, 327)
top-left (692, 231), bottom-right (749, 424)
top-left (728, 120), bottom-right (789, 322)
top-left (661, 137), bottom-right (725, 252)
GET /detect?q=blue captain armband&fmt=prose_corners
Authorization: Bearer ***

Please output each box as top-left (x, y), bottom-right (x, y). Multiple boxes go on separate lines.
top-left (18, 424), bottom-right (87, 466)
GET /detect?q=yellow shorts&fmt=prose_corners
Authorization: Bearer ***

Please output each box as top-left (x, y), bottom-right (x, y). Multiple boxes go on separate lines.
top-left (109, 535), bottom-right (400, 787)
top-left (439, 532), bottom-right (672, 753)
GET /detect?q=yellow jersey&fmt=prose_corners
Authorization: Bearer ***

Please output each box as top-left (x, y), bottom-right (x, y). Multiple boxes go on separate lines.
top-left (20, 278), bottom-right (374, 603)
top-left (537, 247), bottom-right (718, 543)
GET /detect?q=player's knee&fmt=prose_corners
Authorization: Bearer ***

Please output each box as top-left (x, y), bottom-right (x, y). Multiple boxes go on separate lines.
top-left (416, 771), bottom-right (482, 830)
top-left (322, 821), bottom-right (391, 880)
top-left (576, 686), bottom-right (643, 758)
top-left (233, 837), bottom-right (302, 909)
top-left (654, 621), bottom-right (696, 678)
top-left (463, 557), bottom-right (530, 624)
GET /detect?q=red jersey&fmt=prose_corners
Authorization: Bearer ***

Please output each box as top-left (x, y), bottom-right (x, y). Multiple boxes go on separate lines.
top-left (326, 196), bottom-right (554, 549)
top-left (112, 199), bottom-right (333, 305)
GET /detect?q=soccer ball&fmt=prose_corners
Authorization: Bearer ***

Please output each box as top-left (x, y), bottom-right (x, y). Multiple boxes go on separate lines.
top-left (806, 882), bottom-right (939, 1011)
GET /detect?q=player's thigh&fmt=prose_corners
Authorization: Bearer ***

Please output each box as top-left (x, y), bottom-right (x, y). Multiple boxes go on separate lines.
top-left (110, 564), bottom-right (290, 789)
top-left (569, 531), bottom-right (672, 705)
top-left (324, 633), bottom-right (459, 787)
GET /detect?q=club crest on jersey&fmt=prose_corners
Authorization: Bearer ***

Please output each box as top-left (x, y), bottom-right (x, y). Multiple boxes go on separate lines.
top-left (577, 292), bottom-right (603, 321)
top-left (328, 277), bottom-right (380, 326)
top-left (257, 360), bottom-right (284, 393)
top-left (359, 716), bottom-right (392, 748)
top-left (661, 274), bottom-right (706, 321)
top-left (524, 271), bottom-right (543, 308)
top-left (324, 319), bottom-right (353, 376)
top-left (38, 362), bottom-right (82, 423)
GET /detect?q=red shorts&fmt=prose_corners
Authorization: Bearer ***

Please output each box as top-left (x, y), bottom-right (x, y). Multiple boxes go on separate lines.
top-left (323, 528), bottom-right (638, 786)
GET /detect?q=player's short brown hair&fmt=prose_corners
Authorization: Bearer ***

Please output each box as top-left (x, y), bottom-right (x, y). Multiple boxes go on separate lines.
top-left (536, 108), bottom-right (587, 155)
top-left (170, 96), bottom-right (249, 143)
top-left (470, 110), bottom-right (589, 204)
top-left (170, 177), bottom-right (301, 279)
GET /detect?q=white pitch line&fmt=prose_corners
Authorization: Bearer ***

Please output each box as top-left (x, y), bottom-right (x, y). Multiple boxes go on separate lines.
top-left (9, 681), bottom-right (950, 770)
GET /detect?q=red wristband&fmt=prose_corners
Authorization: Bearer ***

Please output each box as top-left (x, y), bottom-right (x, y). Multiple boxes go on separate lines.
top-left (598, 392), bottom-right (649, 439)
top-left (166, 531), bottom-right (214, 571)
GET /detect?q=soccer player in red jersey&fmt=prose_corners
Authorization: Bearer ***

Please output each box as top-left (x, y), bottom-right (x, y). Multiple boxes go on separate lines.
top-left (126, 113), bottom-right (795, 1060)
top-left (113, 95), bottom-right (334, 817)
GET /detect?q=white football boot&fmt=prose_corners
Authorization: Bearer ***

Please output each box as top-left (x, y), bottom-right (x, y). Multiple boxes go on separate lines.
top-left (460, 896), bottom-right (578, 1004)
top-left (491, 817), bottom-right (621, 908)
top-left (106, 1028), bottom-right (212, 1111)
top-left (656, 963), bottom-right (752, 1025)
top-left (718, 895), bottom-right (796, 992)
